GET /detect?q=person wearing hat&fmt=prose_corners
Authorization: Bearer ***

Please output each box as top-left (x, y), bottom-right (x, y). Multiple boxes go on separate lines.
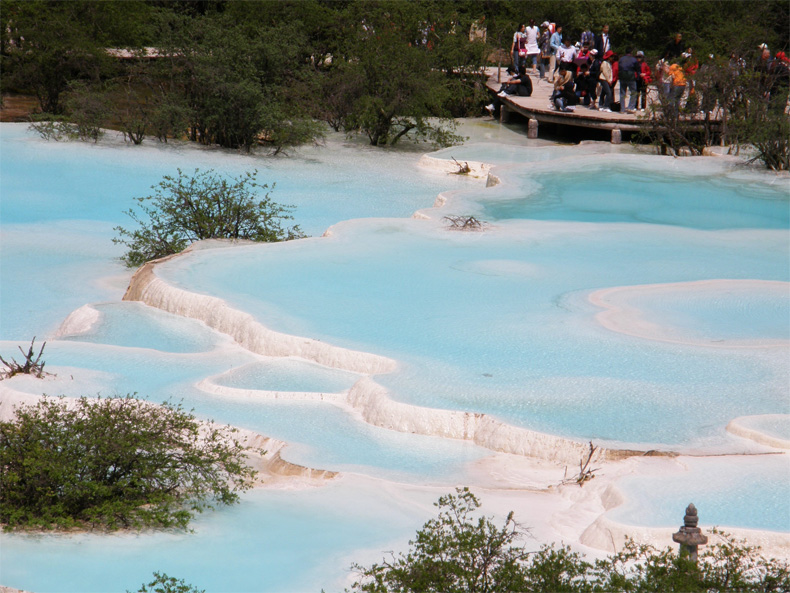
top-left (768, 50), bottom-right (790, 109)
top-left (635, 51), bottom-right (653, 111)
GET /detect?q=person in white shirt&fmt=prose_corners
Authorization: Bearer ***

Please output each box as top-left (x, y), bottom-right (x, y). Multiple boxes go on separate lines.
top-left (524, 19), bottom-right (540, 73)
top-left (557, 38), bottom-right (577, 72)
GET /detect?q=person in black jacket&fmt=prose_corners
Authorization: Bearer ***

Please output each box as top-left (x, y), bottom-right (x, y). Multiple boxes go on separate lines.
top-left (484, 72), bottom-right (533, 115)
top-left (587, 48), bottom-right (602, 109)
top-left (618, 48), bottom-right (639, 113)
top-left (663, 33), bottom-right (684, 60)
top-left (594, 24), bottom-right (612, 57)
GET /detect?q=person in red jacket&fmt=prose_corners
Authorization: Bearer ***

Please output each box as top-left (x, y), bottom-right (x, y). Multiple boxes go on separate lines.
top-left (683, 49), bottom-right (699, 110)
top-left (610, 52), bottom-right (619, 107)
top-left (635, 51), bottom-right (653, 111)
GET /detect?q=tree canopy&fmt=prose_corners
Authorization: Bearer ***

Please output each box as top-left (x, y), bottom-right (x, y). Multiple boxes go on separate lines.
top-left (0, 395), bottom-right (257, 531)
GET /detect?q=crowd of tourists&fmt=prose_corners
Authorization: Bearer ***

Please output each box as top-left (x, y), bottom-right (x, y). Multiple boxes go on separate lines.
top-left (487, 22), bottom-right (790, 116)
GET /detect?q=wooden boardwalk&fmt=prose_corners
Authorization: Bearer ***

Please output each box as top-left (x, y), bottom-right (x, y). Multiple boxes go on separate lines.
top-left (484, 66), bottom-right (712, 143)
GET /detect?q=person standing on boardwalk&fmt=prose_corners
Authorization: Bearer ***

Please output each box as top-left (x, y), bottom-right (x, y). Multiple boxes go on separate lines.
top-left (667, 60), bottom-right (687, 110)
top-left (663, 33), bottom-right (684, 60)
top-left (599, 50), bottom-right (615, 111)
top-left (587, 48), bottom-right (602, 109)
top-left (594, 24), bottom-right (612, 57)
top-left (557, 37), bottom-right (577, 74)
top-left (538, 22), bottom-right (552, 80)
top-left (618, 48), bottom-right (639, 113)
top-left (635, 51), bottom-right (653, 110)
top-left (511, 24), bottom-right (526, 75)
top-left (525, 19), bottom-right (540, 74)
top-left (581, 26), bottom-right (595, 49)
top-left (549, 25), bottom-right (563, 81)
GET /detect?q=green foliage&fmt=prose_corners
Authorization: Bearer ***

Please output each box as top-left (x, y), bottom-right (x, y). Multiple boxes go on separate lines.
top-left (0, 395), bottom-right (257, 531)
top-left (142, 12), bottom-right (323, 152)
top-left (113, 168), bottom-right (304, 268)
top-left (350, 487), bottom-right (532, 592)
top-left (351, 490), bottom-right (790, 593)
top-left (61, 81), bottom-right (111, 142)
top-left (4, 0), bottom-right (788, 153)
top-left (129, 572), bottom-right (204, 593)
top-left (28, 115), bottom-right (74, 142)
top-left (321, 2), bottom-right (465, 148)
top-left (1, 1), bottom-right (112, 113)
top-left (641, 54), bottom-right (790, 171)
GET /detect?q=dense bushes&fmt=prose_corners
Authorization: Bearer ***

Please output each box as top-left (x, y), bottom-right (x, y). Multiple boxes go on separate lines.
top-left (0, 395), bottom-right (257, 531)
top-left (350, 488), bottom-right (790, 593)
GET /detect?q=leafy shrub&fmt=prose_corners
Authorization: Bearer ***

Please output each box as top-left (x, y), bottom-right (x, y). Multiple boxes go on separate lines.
top-left (28, 115), bottom-right (74, 141)
top-left (350, 488), bottom-right (531, 593)
top-left (0, 395), bottom-right (258, 531)
top-left (113, 168), bottom-right (305, 268)
top-left (129, 572), bottom-right (204, 593)
top-left (62, 81), bottom-right (108, 142)
top-left (350, 488), bottom-right (790, 593)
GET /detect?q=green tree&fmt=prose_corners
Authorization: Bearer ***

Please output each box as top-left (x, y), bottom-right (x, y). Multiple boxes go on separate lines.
top-left (1, 0), bottom-right (157, 114)
top-left (1, 1), bottom-right (107, 114)
top-left (351, 490), bottom-right (790, 593)
top-left (141, 10), bottom-right (323, 152)
top-left (113, 168), bottom-right (304, 268)
top-left (350, 487), bottom-right (533, 592)
top-left (0, 395), bottom-right (257, 531)
top-left (130, 572), bottom-right (204, 593)
top-left (324, 1), bottom-right (464, 147)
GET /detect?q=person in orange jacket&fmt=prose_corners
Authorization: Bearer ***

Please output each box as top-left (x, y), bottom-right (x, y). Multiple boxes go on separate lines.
top-left (635, 51), bottom-right (653, 111)
top-left (668, 60), bottom-right (687, 109)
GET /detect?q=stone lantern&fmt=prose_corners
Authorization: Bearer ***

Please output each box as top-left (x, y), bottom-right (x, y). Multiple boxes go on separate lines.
top-left (672, 503), bottom-right (708, 562)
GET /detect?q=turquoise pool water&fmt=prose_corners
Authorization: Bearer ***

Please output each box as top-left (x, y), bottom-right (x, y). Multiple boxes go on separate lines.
top-left (159, 217), bottom-right (788, 446)
top-left (1, 121), bottom-right (788, 592)
top-left (609, 455), bottom-right (790, 532)
top-left (479, 167), bottom-right (789, 229)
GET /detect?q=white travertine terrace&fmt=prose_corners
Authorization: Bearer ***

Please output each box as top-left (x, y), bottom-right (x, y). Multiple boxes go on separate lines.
top-left (122, 248), bottom-right (653, 468)
top-left (590, 279), bottom-right (790, 348)
top-left (727, 415), bottom-right (790, 450)
top-left (122, 249), bottom-right (396, 376)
